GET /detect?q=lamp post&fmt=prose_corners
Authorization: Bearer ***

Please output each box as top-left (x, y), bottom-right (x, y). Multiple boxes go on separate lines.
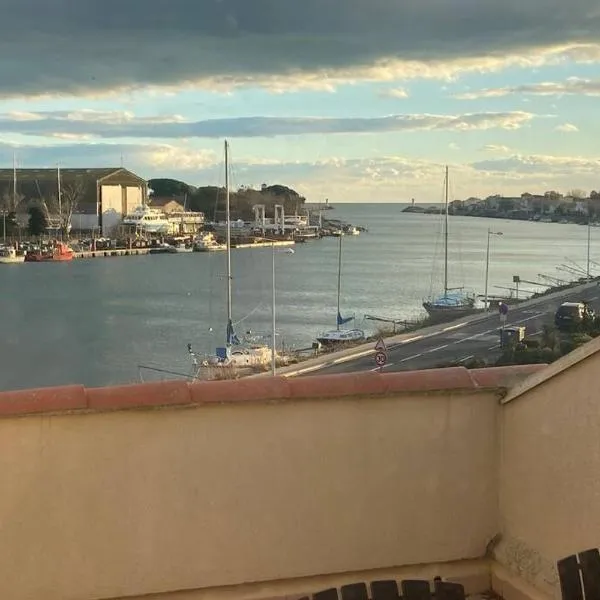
top-left (484, 229), bottom-right (503, 311)
top-left (2, 210), bottom-right (6, 243)
top-left (587, 200), bottom-right (592, 280)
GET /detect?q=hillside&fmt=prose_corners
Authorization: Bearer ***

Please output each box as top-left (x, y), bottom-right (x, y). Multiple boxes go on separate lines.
top-left (148, 179), bottom-right (306, 220)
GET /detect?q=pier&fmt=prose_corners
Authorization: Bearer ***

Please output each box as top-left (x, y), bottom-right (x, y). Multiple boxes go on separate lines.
top-left (74, 248), bottom-right (152, 259)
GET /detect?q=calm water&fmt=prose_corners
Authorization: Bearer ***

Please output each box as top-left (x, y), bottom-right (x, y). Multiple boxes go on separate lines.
top-left (1, 204), bottom-right (598, 391)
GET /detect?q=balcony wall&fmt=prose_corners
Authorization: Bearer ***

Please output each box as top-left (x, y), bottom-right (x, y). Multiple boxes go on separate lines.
top-left (0, 367), bottom-right (540, 600)
top-left (496, 343), bottom-right (600, 599)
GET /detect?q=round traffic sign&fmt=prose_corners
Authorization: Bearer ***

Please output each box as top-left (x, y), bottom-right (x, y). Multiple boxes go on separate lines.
top-left (375, 351), bottom-right (387, 366)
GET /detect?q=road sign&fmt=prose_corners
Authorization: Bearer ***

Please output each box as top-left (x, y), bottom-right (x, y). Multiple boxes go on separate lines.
top-left (499, 302), bottom-right (509, 316)
top-left (375, 351), bottom-right (387, 367)
top-left (375, 338), bottom-right (387, 352)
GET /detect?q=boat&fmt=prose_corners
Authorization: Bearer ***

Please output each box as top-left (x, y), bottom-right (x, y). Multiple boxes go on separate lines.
top-left (123, 205), bottom-right (171, 234)
top-left (168, 243), bottom-right (193, 253)
top-left (193, 232), bottom-right (226, 252)
top-left (316, 233), bottom-right (365, 346)
top-left (25, 242), bottom-right (74, 262)
top-left (192, 141), bottom-right (276, 376)
top-left (0, 247), bottom-right (25, 264)
top-left (422, 166), bottom-right (476, 321)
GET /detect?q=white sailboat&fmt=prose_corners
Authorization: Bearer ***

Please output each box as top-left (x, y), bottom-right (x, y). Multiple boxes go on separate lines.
top-left (316, 233), bottom-right (365, 345)
top-left (191, 141), bottom-right (274, 376)
top-left (0, 247), bottom-right (25, 264)
top-left (423, 166), bottom-right (476, 320)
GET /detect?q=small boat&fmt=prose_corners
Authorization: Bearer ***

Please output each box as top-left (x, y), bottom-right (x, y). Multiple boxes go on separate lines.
top-left (25, 241), bottom-right (74, 262)
top-left (193, 232), bottom-right (226, 252)
top-left (316, 233), bottom-right (365, 346)
top-left (168, 243), bottom-right (193, 253)
top-left (0, 247), bottom-right (25, 264)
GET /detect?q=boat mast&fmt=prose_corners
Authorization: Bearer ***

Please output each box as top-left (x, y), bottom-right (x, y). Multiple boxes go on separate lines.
top-left (336, 233), bottom-right (343, 330)
top-left (225, 140), bottom-right (233, 343)
top-left (444, 165), bottom-right (449, 296)
top-left (57, 163), bottom-right (62, 236)
top-left (12, 153), bottom-right (16, 209)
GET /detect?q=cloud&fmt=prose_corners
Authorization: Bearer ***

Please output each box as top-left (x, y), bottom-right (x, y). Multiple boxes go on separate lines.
top-left (555, 123), bottom-right (579, 132)
top-left (380, 87), bottom-right (409, 99)
top-left (0, 109), bottom-right (536, 139)
top-left (456, 77), bottom-right (600, 99)
top-left (3, 141), bottom-right (599, 200)
top-left (481, 144), bottom-right (512, 153)
top-left (471, 153), bottom-right (600, 176)
top-left (0, 1), bottom-right (599, 97)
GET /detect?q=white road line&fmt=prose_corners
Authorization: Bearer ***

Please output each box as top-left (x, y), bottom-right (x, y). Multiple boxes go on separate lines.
top-left (398, 352), bottom-right (423, 363)
top-left (443, 322), bottom-right (468, 332)
top-left (370, 363), bottom-right (395, 372)
top-left (426, 344), bottom-right (449, 353)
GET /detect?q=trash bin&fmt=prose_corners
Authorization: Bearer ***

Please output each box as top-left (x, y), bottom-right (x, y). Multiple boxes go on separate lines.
top-left (500, 326), bottom-right (526, 347)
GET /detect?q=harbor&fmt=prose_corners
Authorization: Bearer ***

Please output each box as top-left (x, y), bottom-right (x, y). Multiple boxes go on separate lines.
top-left (2, 201), bottom-right (600, 391)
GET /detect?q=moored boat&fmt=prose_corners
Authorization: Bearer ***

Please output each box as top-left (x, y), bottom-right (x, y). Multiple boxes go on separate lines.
top-left (0, 247), bottom-right (25, 264)
top-left (25, 242), bottom-right (74, 262)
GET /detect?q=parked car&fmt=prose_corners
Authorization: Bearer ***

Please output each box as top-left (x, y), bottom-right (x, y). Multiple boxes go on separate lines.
top-left (554, 302), bottom-right (595, 330)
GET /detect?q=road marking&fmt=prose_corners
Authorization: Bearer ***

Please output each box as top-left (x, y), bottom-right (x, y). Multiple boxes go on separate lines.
top-left (488, 344), bottom-right (500, 350)
top-left (426, 344), bottom-right (449, 353)
top-left (370, 362), bottom-right (395, 372)
top-left (398, 352), bottom-right (423, 363)
top-left (443, 322), bottom-right (468, 332)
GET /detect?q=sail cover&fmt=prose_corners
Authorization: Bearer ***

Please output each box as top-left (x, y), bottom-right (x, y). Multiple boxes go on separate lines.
top-left (337, 311), bottom-right (354, 326)
top-left (226, 319), bottom-right (241, 345)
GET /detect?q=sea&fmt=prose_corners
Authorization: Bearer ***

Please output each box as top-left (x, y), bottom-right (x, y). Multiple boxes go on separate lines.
top-left (1, 203), bottom-right (598, 391)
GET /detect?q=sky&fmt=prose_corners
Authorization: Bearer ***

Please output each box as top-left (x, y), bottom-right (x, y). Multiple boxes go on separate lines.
top-left (1, 0), bottom-right (599, 202)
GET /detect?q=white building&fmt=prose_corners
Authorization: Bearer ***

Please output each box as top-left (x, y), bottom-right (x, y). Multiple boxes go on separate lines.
top-left (1, 167), bottom-right (148, 237)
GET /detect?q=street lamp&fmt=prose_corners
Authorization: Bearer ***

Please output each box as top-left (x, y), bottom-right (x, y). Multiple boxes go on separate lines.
top-left (269, 241), bottom-right (295, 376)
top-left (484, 229), bottom-right (503, 311)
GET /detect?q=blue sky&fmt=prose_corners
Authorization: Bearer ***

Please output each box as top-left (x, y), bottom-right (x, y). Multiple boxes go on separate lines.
top-left (1, 0), bottom-right (599, 202)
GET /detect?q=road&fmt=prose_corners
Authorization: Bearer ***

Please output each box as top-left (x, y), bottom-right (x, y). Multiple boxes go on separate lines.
top-left (312, 284), bottom-right (600, 375)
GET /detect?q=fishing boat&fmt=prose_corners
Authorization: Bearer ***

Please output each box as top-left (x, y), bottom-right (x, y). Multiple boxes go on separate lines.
top-left (422, 166), bottom-right (476, 321)
top-left (316, 233), bottom-right (365, 346)
top-left (25, 241), bottom-right (74, 262)
top-left (193, 232), bottom-right (226, 252)
top-left (191, 141), bottom-right (275, 376)
top-left (0, 247), bottom-right (25, 264)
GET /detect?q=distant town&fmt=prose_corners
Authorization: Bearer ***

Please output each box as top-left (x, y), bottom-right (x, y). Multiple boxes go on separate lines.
top-left (403, 189), bottom-right (600, 223)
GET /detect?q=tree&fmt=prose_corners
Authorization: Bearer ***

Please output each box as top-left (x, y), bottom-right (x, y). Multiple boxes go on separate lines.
top-left (148, 178), bottom-right (194, 197)
top-left (567, 189), bottom-right (587, 199)
top-left (46, 177), bottom-right (86, 237)
top-left (28, 206), bottom-right (48, 237)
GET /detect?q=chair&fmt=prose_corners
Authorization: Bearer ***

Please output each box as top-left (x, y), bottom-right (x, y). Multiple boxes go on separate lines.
top-left (558, 548), bottom-right (600, 600)
top-left (371, 580), bottom-right (400, 600)
top-left (433, 579), bottom-right (465, 600)
top-left (401, 579), bottom-right (432, 600)
top-left (341, 583), bottom-right (369, 600)
top-left (314, 589), bottom-right (339, 600)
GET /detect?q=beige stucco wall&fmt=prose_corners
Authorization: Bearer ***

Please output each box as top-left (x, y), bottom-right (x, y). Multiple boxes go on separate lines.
top-left (0, 390), bottom-right (499, 600)
top-left (498, 354), bottom-right (600, 598)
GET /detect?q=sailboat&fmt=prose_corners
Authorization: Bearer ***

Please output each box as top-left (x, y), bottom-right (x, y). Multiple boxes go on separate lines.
top-left (191, 140), bottom-right (274, 375)
top-left (423, 166), bottom-right (476, 320)
top-left (316, 233), bottom-right (365, 345)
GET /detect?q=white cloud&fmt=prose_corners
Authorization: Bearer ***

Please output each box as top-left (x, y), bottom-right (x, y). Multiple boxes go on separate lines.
top-left (455, 76), bottom-right (600, 100)
top-left (481, 144), bottom-right (512, 153)
top-left (0, 109), bottom-right (537, 138)
top-left (449, 143), bottom-right (460, 150)
top-left (380, 87), bottom-right (409, 99)
top-left (555, 123), bottom-right (579, 132)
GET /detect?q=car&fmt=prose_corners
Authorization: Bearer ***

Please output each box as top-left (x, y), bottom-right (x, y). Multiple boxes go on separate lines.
top-left (554, 301), bottom-right (595, 330)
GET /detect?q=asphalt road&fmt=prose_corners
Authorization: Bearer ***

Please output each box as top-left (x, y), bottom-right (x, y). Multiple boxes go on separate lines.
top-left (313, 284), bottom-right (600, 375)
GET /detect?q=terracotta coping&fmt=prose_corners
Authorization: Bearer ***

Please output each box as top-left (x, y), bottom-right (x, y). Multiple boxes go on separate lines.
top-left (0, 365), bottom-right (546, 418)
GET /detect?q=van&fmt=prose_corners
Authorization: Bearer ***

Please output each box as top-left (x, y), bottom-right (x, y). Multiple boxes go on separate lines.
top-left (554, 302), bottom-right (595, 330)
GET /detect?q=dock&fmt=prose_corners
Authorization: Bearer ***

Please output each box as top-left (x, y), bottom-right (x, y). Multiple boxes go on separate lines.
top-left (74, 248), bottom-right (152, 259)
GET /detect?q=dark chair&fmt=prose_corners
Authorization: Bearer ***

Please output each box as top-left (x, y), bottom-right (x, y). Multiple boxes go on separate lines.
top-left (371, 580), bottom-right (400, 600)
top-left (558, 548), bottom-right (600, 600)
top-left (433, 579), bottom-right (465, 600)
top-left (314, 589), bottom-right (339, 600)
top-left (401, 579), bottom-right (432, 600)
top-left (341, 583), bottom-right (369, 600)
